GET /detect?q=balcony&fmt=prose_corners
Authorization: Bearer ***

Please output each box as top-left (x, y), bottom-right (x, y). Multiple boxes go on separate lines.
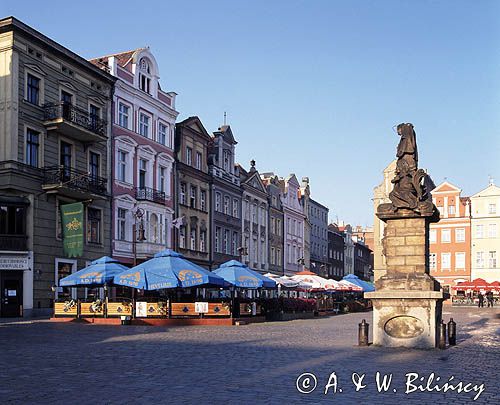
top-left (42, 165), bottom-right (107, 199)
top-left (43, 102), bottom-right (107, 142)
top-left (0, 235), bottom-right (28, 251)
top-left (135, 187), bottom-right (166, 205)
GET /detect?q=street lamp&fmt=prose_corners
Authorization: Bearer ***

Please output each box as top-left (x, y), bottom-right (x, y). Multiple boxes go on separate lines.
top-left (237, 246), bottom-right (248, 262)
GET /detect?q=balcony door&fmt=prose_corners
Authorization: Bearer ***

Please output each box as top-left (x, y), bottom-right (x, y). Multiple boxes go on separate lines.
top-left (60, 141), bottom-right (72, 182)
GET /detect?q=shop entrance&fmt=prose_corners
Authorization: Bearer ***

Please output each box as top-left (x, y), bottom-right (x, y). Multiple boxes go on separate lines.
top-left (1, 271), bottom-right (23, 317)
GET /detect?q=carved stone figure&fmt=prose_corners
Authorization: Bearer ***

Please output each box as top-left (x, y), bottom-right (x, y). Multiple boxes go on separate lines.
top-left (378, 123), bottom-right (434, 216)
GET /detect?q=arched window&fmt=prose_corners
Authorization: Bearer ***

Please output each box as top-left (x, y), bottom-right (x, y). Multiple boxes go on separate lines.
top-left (138, 57), bottom-right (152, 94)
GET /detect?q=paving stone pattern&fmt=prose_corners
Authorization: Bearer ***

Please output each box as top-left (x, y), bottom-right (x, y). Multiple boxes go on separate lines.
top-left (0, 307), bottom-right (498, 404)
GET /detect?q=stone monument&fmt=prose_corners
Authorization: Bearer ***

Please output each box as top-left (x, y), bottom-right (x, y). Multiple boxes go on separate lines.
top-left (365, 123), bottom-right (445, 349)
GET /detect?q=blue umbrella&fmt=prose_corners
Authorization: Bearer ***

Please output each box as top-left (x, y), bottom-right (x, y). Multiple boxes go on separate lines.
top-left (113, 249), bottom-right (226, 290)
top-left (213, 260), bottom-right (274, 288)
top-left (343, 274), bottom-right (375, 292)
top-left (243, 266), bottom-right (277, 288)
top-left (59, 256), bottom-right (128, 287)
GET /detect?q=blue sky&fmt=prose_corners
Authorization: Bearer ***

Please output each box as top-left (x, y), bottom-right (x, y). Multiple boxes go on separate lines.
top-left (3, 0), bottom-right (499, 225)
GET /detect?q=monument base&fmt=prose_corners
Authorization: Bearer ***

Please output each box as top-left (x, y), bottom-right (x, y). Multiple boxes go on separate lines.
top-left (365, 290), bottom-right (444, 349)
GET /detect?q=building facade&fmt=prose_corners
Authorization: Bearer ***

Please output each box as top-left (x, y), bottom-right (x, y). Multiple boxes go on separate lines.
top-left (429, 181), bottom-right (471, 290)
top-left (328, 224), bottom-right (345, 280)
top-left (354, 240), bottom-right (372, 281)
top-left (281, 174), bottom-right (305, 274)
top-left (208, 125), bottom-right (242, 268)
top-left (90, 48), bottom-right (178, 265)
top-left (0, 17), bottom-right (114, 317)
top-left (240, 161), bottom-right (269, 274)
top-left (299, 177), bottom-right (311, 269)
top-left (175, 117), bottom-right (212, 267)
top-left (261, 173), bottom-right (284, 275)
top-left (339, 223), bottom-right (354, 276)
top-left (470, 182), bottom-right (500, 283)
top-left (309, 198), bottom-right (329, 277)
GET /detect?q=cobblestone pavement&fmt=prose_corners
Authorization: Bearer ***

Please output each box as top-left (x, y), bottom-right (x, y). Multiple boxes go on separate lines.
top-left (0, 306), bottom-right (499, 404)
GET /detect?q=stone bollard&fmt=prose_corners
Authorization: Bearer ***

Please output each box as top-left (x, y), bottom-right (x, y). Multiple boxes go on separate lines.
top-left (358, 319), bottom-right (369, 346)
top-left (438, 321), bottom-right (447, 349)
top-left (447, 318), bottom-right (457, 346)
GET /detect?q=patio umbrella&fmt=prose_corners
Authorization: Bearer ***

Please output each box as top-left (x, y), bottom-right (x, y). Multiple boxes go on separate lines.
top-left (264, 273), bottom-right (300, 288)
top-left (59, 256), bottom-right (128, 287)
top-left (113, 249), bottom-right (226, 290)
top-left (290, 271), bottom-right (337, 291)
top-left (343, 274), bottom-right (375, 292)
top-left (213, 260), bottom-right (265, 288)
top-left (451, 278), bottom-right (491, 291)
top-left (338, 279), bottom-right (364, 292)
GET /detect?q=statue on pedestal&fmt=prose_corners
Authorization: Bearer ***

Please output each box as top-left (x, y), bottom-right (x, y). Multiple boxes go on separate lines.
top-left (378, 123), bottom-right (434, 217)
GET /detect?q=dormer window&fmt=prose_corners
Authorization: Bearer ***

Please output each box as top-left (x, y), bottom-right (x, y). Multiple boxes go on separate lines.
top-left (223, 150), bottom-right (230, 171)
top-left (138, 57), bottom-right (151, 94)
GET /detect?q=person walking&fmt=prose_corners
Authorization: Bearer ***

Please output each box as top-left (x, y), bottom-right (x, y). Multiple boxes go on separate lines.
top-left (478, 292), bottom-right (485, 308)
top-left (486, 291), bottom-right (494, 307)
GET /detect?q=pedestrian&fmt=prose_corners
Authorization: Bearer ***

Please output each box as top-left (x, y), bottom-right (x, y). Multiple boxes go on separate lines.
top-left (478, 292), bottom-right (484, 308)
top-left (486, 291), bottom-right (494, 307)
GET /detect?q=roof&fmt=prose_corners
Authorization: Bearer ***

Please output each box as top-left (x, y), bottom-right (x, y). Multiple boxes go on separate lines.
top-left (89, 47), bottom-right (148, 69)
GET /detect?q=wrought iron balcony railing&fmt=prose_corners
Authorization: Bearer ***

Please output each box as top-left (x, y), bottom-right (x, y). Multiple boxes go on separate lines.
top-left (43, 165), bottom-right (107, 196)
top-left (135, 187), bottom-right (166, 204)
top-left (43, 102), bottom-right (107, 138)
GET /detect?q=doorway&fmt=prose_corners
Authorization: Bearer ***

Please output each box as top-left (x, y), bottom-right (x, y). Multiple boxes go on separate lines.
top-left (1, 271), bottom-right (23, 317)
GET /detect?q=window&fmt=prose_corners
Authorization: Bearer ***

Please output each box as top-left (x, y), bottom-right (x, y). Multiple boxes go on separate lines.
top-left (159, 167), bottom-right (166, 193)
top-left (488, 224), bottom-right (497, 238)
top-left (429, 229), bottom-right (437, 243)
top-left (489, 251), bottom-right (497, 268)
top-left (89, 152), bottom-right (100, 186)
top-left (489, 204), bottom-right (497, 214)
top-left (455, 228), bottom-right (465, 243)
top-left (89, 104), bottom-right (100, 131)
top-left (441, 229), bottom-right (451, 243)
top-left (224, 196), bottom-right (230, 215)
top-left (224, 230), bottom-right (230, 254)
top-left (117, 208), bottom-right (126, 241)
top-left (252, 204), bottom-right (257, 223)
top-left (117, 151), bottom-right (127, 182)
top-left (271, 218), bottom-right (275, 235)
top-left (455, 252), bottom-right (465, 269)
top-left (139, 113), bottom-right (150, 137)
top-left (87, 208), bottom-right (101, 244)
top-left (271, 247), bottom-right (275, 265)
top-left (277, 249), bottom-right (282, 266)
top-left (190, 228), bottom-right (197, 251)
top-left (190, 186), bottom-right (197, 209)
top-left (26, 128), bottom-right (40, 167)
top-left (448, 205), bottom-right (455, 216)
top-left (180, 183), bottom-right (187, 205)
top-left (232, 232), bottom-right (238, 256)
top-left (232, 199), bottom-right (239, 218)
top-left (186, 147), bottom-right (192, 166)
top-left (276, 219), bottom-right (281, 236)
top-left (215, 192), bottom-right (221, 212)
top-left (476, 252), bottom-right (484, 268)
top-left (26, 73), bottom-right (40, 105)
top-left (196, 152), bottom-right (202, 170)
top-left (199, 230), bottom-right (206, 252)
top-left (60, 141), bottom-right (72, 181)
top-left (158, 123), bottom-right (168, 145)
top-left (476, 225), bottom-right (484, 238)
top-left (140, 74), bottom-right (151, 94)
top-left (200, 190), bottom-right (207, 211)
top-left (118, 103), bottom-right (130, 128)
top-left (61, 90), bottom-right (73, 104)
top-left (441, 253), bottom-right (451, 270)
top-left (215, 227), bottom-right (221, 253)
top-left (179, 226), bottom-right (186, 248)
top-left (0, 205), bottom-right (26, 236)
top-left (223, 150), bottom-right (230, 171)
top-left (138, 159), bottom-right (147, 189)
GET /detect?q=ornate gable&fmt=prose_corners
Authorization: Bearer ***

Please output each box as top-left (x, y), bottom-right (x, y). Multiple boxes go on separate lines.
top-left (245, 172), bottom-right (267, 194)
top-left (432, 181), bottom-right (461, 194)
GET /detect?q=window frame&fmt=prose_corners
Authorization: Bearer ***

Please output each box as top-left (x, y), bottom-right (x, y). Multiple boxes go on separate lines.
top-left (86, 207), bottom-right (102, 245)
top-left (138, 111), bottom-right (152, 138)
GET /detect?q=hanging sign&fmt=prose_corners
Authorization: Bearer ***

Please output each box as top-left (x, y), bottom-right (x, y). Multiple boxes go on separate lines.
top-left (61, 202), bottom-right (84, 258)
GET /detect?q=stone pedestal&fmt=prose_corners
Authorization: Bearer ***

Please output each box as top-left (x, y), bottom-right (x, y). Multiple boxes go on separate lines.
top-left (365, 208), bottom-right (445, 349)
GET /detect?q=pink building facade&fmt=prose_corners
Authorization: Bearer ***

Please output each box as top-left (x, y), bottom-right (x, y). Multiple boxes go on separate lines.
top-left (90, 48), bottom-right (178, 264)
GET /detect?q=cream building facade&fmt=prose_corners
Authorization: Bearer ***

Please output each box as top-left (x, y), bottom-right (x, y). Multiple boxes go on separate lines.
top-left (470, 181), bottom-right (500, 282)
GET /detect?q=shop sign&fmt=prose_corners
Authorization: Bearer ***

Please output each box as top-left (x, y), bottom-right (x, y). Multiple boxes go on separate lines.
top-left (0, 256), bottom-right (30, 270)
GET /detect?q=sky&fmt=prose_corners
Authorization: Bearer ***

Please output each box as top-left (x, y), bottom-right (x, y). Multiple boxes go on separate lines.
top-left (3, 0), bottom-right (499, 226)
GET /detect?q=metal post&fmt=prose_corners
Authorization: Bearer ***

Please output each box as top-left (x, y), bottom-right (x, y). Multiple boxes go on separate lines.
top-left (447, 318), bottom-right (457, 346)
top-left (358, 319), bottom-right (369, 346)
top-left (438, 321), bottom-right (447, 349)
